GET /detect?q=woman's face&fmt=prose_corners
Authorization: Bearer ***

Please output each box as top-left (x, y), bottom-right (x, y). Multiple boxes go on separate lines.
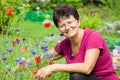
top-left (58, 15), bottom-right (80, 38)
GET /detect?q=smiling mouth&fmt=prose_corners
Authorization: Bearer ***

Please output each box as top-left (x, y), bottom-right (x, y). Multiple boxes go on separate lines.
top-left (65, 30), bottom-right (72, 35)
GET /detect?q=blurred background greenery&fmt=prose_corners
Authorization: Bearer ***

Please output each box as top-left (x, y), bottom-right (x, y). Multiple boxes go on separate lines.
top-left (1, 0), bottom-right (120, 51)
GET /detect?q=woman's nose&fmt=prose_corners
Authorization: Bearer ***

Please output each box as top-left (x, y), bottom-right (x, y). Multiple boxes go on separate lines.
top-left (65, 24), bottom-right (70, 29)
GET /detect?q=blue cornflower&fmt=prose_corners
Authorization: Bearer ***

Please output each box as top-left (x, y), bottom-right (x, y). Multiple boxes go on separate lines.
top-left (16, 57), bottom-right (25, 65)
top-left (34, 43), bottom-right (39, 47)
top-left (59, 33), bottom-right (63, 36)
top-left (2, 57), bottom-right (7, 61)
top-left (31, 51), bottom-right (36, 55)
top-left (41, 46), bottom-right (48, 51)
top-left (16, 59), bottom-right (20, 63)
top-left (43, 39), bottom-right (48, 43)
top-left (27, 61), bottom-right (32, 66)
top-left (4, 41), bottom-right (8, 44)
top-left (25, 44), bottom-right (29, 47)
top-left (22, 38), bottom-right (26, 41)
top-left (7, 49), bottom-right (13, 52)
top-left (30, 48), bottom-right (34, 52)
top-left (19, 61), bottom-right (24, 65)
top-left (45, 52), bottom-right (52, 58)
top-left (50, 34), bottom-right (54, 37)
top-left (30, 48), bottom-right (37, 54)
top-left (39, 53), bottom-right (42, 56)
top-left (1, 52), bottom-right (7, 55)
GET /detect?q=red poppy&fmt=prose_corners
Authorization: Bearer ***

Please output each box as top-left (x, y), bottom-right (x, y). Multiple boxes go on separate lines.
top-left (47, 74), bottom-right (51, 77)
top-left (32, 70), bottom-right (38, 75)
top-left (43, 22), bottom-right (51, 28)
top-left (15, 38), bottom-right (20, 43)
top-left (35, 56), bottom-right (41, 64)
top-left (6, 8), bottom-right (13, 16)
top-left (49, 61), bottom-right (54, 65)
top-left (12, 38), bottom-right (20, 46)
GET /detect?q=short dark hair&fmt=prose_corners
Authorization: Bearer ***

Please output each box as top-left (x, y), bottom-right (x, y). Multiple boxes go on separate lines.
top-left (53, 3), bottom-right (80, 28)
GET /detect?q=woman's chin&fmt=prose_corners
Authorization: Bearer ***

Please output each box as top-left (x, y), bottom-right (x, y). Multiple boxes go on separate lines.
top-left (65, 34), bottom-right (75, 38)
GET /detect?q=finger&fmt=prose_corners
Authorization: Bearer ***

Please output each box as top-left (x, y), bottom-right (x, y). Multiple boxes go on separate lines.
top-left (35, 71), bottom-right (41, 79)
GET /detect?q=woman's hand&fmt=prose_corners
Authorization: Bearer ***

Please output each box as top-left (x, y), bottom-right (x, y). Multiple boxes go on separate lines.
top-left (35, 65), bottom-right (55, 80)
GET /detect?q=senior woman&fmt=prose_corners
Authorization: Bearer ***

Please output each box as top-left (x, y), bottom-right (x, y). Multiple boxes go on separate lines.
top-left (35, 3), bottom-right (119, 80)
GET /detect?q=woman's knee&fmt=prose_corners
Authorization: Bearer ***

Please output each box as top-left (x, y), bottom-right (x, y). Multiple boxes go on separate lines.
top-left (69, 73), bottom-right (88, 80)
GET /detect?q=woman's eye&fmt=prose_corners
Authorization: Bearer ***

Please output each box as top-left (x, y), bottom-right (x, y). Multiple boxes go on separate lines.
top-left (68, 22), bottom-right (72, 24)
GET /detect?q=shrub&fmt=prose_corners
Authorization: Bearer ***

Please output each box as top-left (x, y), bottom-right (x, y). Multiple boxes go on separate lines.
top-left (0, 0), bottom-right (30, 34)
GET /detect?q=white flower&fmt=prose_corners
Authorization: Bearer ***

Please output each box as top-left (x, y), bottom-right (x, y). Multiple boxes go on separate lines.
top-left (36, 7), bottom-right (40, 10)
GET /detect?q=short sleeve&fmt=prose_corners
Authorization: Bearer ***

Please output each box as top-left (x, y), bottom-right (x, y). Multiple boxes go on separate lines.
top-left (54, 40), bottom-right (64, 55)
top-left (86, 32), bottom-right (104, 50)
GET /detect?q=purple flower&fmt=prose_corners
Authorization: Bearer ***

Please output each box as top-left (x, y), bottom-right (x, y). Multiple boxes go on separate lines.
top-left (22, 38), bottom-right (26, 41)
top-left (45, 52), bottom-right (52, 58)
top-left (16, 57), bottom-right (25, 65)
top-left (41, 46), bottom-right (48, 51)
top-left (19, 61), bottom-right (24, 65)
top-left (31, 51), bottom-right (36, 55)
top-left (34, 43), bottom-right (39, 47)
top-left (30, 48), bottom-right (37, 54)
top-left (2, 57), bottom-right (7, 61)
top-left (30, 48), bottom-right (34, 52)
top-left (50, 34), bottom-right (54, 37)
top-left (43, 39), bottom-right (48, 43)
top-left (25, 44), bottom-right (29, 47)
top-left (39, 53), bottom-right (42, 56)
top-left (7, 49), bottom-right (13, 52)
top-left (27, 61), bottom-right (32, 65)
top-left (1, 52), bottom-right (7, 55)
top-left (59, 33), bottom-right (63, 36)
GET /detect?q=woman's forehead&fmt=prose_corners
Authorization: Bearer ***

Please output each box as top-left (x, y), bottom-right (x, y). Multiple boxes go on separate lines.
top-left (59, 15), bottom-right (75, 22)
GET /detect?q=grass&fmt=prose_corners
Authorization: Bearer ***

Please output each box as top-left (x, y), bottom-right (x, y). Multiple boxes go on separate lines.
top-left (0, 21), bottom-right (69, 80)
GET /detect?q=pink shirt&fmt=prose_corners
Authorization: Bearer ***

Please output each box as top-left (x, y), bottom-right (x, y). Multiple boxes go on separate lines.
top-left (55, 28), bottom-right (119, 80)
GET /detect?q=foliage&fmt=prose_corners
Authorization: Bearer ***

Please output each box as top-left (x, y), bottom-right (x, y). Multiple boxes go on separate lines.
top-left (80, 12), bottom-right (103, 30)
top-left (0, 0), bottom-right (30, 34)
top-left (105, 37), bottom-right (120, 52)
top-left (99, 0), bottom-right (120, 20)
top-left (27, 0), bottom-right (82, 11)
top-left (24, 10), bottom-right (53, 22)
